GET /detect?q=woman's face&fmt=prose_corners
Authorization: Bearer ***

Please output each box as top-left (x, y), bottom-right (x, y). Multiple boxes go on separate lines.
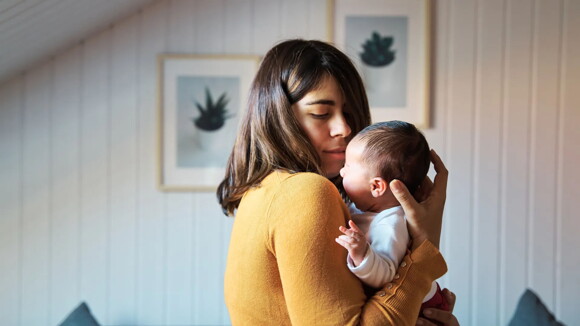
top-left (292, 75), bottom-right (352, 178)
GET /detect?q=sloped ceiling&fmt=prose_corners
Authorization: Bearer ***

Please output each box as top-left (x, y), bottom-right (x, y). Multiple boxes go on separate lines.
top-left (0, 0), bottom-right (157, 85)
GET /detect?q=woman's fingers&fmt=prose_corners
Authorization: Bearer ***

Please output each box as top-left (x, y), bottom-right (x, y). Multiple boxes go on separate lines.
top-left (390, 179), bottom-right (434, 249)
top-left (430, 150), bottom-right (448, 202)
top-left (420, 308), bottom-right (459, 326)
top-left (422, 175), bottom-right (434, 192)
top-left (442, 288), bottom-right (456, 312)
top-left (431, 149), bottom-right (447, 175)
top-left (416, 317), bottom-right (437, 326)
top-left (415, 176), bottom-right (433, 202)
top-left (389, 179), bottom-right (419, 217)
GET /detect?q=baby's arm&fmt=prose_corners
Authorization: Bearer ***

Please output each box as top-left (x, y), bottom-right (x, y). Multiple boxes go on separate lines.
top-left (338, 213), bottom-right (410, 288)
top-left (335, 220), bottom-right (368, 266)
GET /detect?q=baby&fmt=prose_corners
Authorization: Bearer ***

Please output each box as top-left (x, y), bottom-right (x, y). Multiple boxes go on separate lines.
top-left (335, 120), bottom-right (449, 323)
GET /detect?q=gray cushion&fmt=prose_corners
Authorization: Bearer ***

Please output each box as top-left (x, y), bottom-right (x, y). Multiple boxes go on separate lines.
top-left (58, 302), bottom-right (100, 326)
top-left (508, 289), bottom-right (565, 326)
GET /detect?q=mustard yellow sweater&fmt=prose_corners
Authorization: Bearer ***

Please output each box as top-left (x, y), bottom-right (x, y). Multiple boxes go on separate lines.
top-left (224, 171), bottom-right (447, 325)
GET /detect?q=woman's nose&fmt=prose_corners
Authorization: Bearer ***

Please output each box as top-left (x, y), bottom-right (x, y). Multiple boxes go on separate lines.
top-left (330, 113), bottom-right (351, 138)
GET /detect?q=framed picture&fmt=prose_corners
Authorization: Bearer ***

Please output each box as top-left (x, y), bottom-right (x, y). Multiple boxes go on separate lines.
top-left (158, 54), bottom-right (260, 191)
top-left (329, 0), bottom-right (431, 128)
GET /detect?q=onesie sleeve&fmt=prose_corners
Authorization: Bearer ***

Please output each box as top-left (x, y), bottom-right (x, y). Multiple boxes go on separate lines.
top-left (268, 173), bottom-right (447, 326)
top-left (347, 244), bottom-right (397, 289)
top-left (347, 211), bottom-right (410, 288)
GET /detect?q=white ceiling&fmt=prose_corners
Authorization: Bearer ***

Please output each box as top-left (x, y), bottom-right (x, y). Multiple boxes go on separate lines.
top-left (0, 0), bottom-right (157, 85)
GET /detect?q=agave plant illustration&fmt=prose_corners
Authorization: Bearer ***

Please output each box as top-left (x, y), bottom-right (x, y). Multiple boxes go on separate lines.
top-left (192, 87), bottom-right (232, 131)
top-left (360, 31), bottom-right (396, 67)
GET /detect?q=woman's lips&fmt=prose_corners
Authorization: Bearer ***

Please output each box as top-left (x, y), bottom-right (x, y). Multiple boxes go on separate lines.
top-left (323, 148), bottom-right (346, 159)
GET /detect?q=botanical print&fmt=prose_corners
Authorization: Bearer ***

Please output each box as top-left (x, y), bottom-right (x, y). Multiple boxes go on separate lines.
top-left (345, 16), bottom-right (408, 108)
top-left (176, 76), bottom-right (240, 168)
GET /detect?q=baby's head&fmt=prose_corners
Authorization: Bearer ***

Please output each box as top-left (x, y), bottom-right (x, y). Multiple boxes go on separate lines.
top-left (340, 120), bottom-right (430, 212)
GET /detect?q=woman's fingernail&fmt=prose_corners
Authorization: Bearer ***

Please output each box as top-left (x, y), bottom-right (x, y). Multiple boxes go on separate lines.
top-left (416, 319), bottom-right (424, 325)
top-left (424, 309), bottom-right (432, 316)
top-left (390, 180), bottom-right (401, 193)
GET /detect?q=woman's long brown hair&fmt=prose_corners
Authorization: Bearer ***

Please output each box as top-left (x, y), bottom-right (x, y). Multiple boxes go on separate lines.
top-left (217, 39), bottom-right (371, 216)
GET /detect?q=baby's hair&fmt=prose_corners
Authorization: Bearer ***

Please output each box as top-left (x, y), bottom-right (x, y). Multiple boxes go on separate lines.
top-left (353, 120), bottom-right (430, 195)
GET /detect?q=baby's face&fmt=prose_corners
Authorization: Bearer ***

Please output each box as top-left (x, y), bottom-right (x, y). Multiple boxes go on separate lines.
top-left (340, 140), bottom-right (374, 211)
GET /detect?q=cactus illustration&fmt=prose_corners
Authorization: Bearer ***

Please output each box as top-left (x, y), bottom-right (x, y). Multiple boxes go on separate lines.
top-left (192, 88), bottom-right (232, 131)
top-left (360, 31), bottom-right (396, 67)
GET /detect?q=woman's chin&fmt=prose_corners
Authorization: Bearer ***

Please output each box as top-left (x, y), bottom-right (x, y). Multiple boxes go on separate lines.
top-left (322, 160), bottom-right (345, 179)
top-left (323, 168), bottom-right (342, 179)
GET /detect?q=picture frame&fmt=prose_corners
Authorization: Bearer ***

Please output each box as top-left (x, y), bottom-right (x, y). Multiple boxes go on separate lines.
top-left (157, 54), bottom-right (260, 191)
top-left (328, 0), bottom-right (432, 128)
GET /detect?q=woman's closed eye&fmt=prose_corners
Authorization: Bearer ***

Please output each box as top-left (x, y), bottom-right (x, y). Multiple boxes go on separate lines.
top-left (310, 112), bottom-right (330, 119)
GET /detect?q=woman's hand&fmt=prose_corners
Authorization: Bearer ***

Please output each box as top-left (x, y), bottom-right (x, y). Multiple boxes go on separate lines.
top-left (416, 289), bottom-right (459, 326)
top-left (389, 150), bottom-right (448, 250)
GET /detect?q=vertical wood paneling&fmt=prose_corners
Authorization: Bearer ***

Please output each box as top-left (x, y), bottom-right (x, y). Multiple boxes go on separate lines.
top-left (79, 30), bottom-right (110, 324)
top-left (422, 0), bottom-right (449, 150)
top-left (445, 1), bottom-right (477, 324)
top-left (193, 194), bottom-right (225, 325)
top-left (135, 1), bottom-right (168, 325)
top-left (191, 1), bottom-right (221, 321)
top-left (20, 62), bottom-right (51, 326)
top-left (425, 0), bottom-right (450, 279)
top-left (280, 0), bottom-right (308, 40)
top-left (500, 0), bottom-right (534, 323)
top-left (164, 1), bottom-right (195, 324)
top-left (252, 0), bottom-right (281, 54)
top-left (307, 0), bottom-right (327, 41)
top-left (557, 1), bottom-right (580, 324)
top-left (529, 0), bottom-right (562, 309)
top-left (167, 0), bottom-right (196, 53)
top-left (0, 78), bottom-right (22, 326)
top-left (220, 217), bottom-right (235, 325)
top-left (473, 0), bottom-right (504, 325)
top-left (224, 0), bottom-right (252, 54)
top-left (108, 14), bottom-right (139, 325)
top-left (195, 0), bottom-right (225, 54)
top-left (165, 194), bottom-right (194, 324)
top-left (49, 46), bottom-right (81, 326)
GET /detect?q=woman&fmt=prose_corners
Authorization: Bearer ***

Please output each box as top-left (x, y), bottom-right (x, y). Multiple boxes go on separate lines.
top-left (217, 39), bottom-right (458, 326)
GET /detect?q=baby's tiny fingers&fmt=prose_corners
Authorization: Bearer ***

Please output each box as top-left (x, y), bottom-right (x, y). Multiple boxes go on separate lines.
top-left (350, 232), bottom-right (361, 242)
top-left (338, 234), bottom-right (358, 245)
top-left (348, 220), bottom-right (362, 233)
top-left (335, 237), bottom-right (350, 249)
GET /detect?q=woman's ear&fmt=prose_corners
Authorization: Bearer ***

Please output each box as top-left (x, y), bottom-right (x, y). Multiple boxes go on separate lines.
top-left (370, 177), bottom-right (388, 198)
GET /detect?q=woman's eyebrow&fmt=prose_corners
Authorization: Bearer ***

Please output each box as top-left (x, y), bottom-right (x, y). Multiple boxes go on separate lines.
top-left (305, 99), bottom-right (335, 106)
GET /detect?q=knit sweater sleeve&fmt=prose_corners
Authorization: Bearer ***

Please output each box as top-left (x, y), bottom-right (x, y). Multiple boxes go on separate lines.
top-left (268, 173), bottom-right (447, 326)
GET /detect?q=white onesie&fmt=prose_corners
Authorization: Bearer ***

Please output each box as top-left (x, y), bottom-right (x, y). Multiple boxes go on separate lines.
top-left (348, 204), bottom-right (437, 302)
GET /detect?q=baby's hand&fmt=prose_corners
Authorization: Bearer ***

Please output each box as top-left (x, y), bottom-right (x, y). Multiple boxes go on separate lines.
top-left (335, 220), bottom-right (368, 266)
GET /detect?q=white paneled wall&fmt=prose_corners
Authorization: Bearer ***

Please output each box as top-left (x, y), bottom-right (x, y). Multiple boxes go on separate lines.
top-left (0, 0), bottom-right (579, 325)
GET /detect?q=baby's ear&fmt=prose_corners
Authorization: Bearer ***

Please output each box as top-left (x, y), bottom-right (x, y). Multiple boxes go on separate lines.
top-left (370, 177), bottom-right (388, 198)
